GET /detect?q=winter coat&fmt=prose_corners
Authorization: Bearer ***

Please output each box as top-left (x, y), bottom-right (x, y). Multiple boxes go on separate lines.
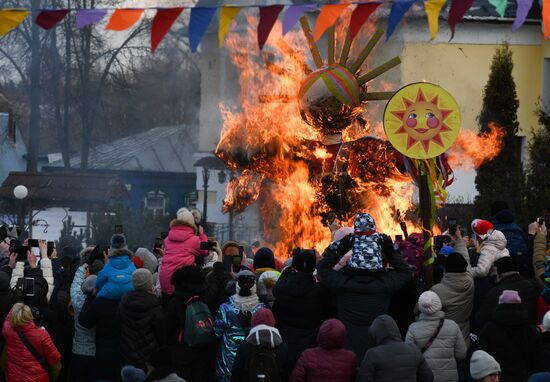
top-left (405, 311), bottom-right (466, 382)
top-left (388, 276), bottom-right (426, 339)
top-left (205, 268), bottom-right (232, 315)
top-left (272, 268), bottom-right (330, 366)
top-left (356, 315), bottom-right (434, 382)
top-left (289, 319), bottom-right (357, 382)
top-left (471, 230), bottom-right (510, 278)
top-left (160, 224), bottom-right (208, 295)
top-left (0, 268), bottom-right (18, 346)
top-left (10, 260), bottom-right (54, 302)
top-left (476, 273), bottom-right (539, 329)
top-left (533, 233), bottom-right (548, 290)
top-left (119, 290), bottom-right (165, 369)
top-left (3, 313), bottom-right (61, 382)
top-left (476, 303), bottom-right (543, 382)
top-left (69, 265), bottom-right (95, 356)
top-left (317, 247), bottom-right (412, 361)
top-left (231, 325), bottom-right (289, 382)
top-left (95, 249), bottom-right (136, 300)
top-left (541, 332), bottom-right (550, 373)
top-left (214, 296), bottom-right (265, 382)
top-left (431, 239), bottom-right (474, 346)
top-left (492, 210), bottom-right (528, 256)
top-left (537, 295), bottom-right (550, 325)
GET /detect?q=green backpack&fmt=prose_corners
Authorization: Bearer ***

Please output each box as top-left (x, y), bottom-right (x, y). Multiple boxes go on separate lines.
top-left (183, 297), bottom-right (216, 347)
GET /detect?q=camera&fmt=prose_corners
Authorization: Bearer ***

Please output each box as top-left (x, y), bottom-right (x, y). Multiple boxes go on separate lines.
top-left (15, 277), bottom-right (35, 299)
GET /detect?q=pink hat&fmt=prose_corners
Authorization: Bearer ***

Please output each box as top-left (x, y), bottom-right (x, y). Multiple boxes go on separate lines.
top-left (498, 290), bottom-right (521, 304)
top-left (252, 308), bottom-right (276, 327)
top-left (471, 219), bottom-right (495, 241)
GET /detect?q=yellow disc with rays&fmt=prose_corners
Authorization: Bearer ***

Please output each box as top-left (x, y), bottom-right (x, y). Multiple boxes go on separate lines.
top-left (383, 82), bottom-right (461, 159)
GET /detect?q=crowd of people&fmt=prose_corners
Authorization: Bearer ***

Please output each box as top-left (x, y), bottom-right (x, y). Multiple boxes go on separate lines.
top-left (0, 202), bottom-right (549, 382)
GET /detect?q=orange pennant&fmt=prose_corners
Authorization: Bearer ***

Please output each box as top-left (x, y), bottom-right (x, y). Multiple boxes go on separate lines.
top-left (313, 4), bottom-right (349, 41)
top-left (544, 0), bottom-right (550, 37)
top-left (106, 9), bottom-right (144, 31)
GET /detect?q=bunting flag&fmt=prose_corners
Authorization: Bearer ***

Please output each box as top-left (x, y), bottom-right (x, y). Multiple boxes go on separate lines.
top-left (313, 3), bottom-right (349, 41)
top-left (512, 0), bottom-right (533, 30)
top-left (282, 4), bottom-right (316, 36)
top-left (387, 0), bottom-right (415, 39)
top-left (350, 3), bottom-right (381, 42)
top-left (189, 7), bottom-right (216, 53)
top-left (258, 5), bottom-right (284, 49)
top-left (36, 9), bottom-right (70, 30)
top-left (76, 9), bottom-right (107, 29)
top-left (448, 0), bottom-right (474, 38)
top-left (219, 6), bottom-right (241, 48)
top-left (544, 0), bottom-right (550, 37)
top-left (424, 0), bottom-right (446, 39)
top-left (151, 7), bottom-right (184, 53)
top-left (489, 0), bottom-right (508, 17)
top-left (106, 8), bottom-right (144, 31)
top-left (0, 9), bottom-right (29, 37)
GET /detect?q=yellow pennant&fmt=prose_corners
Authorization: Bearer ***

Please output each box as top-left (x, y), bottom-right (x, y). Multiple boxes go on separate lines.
top-left (219, 6), bottom-right (241, 48)
top-left (424, 0), bottom-right (446, 40)
top-left (0, 9), bottom-right (29, 37)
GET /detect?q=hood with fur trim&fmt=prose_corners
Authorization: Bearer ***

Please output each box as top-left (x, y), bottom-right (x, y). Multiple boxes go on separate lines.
top-left (246, 325), bottom-right (283, 348)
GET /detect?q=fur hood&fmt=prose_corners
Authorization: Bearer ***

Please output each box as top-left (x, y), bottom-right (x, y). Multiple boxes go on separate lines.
top-left (169, 219), bottom-right (197, 235)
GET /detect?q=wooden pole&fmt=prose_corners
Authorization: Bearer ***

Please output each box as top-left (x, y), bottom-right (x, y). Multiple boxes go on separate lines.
top-left (419, 170), bottom-right (434, 287)
top-left (327, 26), bottom-right (335, 65)
top-left (361, 91), bottom-right (395, 101)
top-left (299, 16), bottom-right (323, 69)
top-left (349, 28), bottom-right (384, 74)
top-left (358, 56), bottom-right (402, 85)
top-left (338, 29), bottom-right (352, 66)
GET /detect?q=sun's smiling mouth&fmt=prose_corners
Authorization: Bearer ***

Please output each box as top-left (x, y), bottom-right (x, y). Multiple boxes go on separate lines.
top-left (415, 128), bottom-right (428, 133)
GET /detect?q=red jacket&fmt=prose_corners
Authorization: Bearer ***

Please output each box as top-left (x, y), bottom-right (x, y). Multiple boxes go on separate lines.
top-left (289, 319), bottom-right (356, 382)
top-left (3, 314), bottom-right (60, 382)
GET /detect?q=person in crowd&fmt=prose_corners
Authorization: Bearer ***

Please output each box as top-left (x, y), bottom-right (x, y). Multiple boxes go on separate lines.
top-left (476, 290), bottom-right (543, 381)
top-left (257, 270), bottom-right (280, 307)
top-left (252, 247), bottom-right (277, 275)
top-left (95, 234), bottom-right (136, 300)
top-left (159, 208), bottom-right (208, 299)
top-left (0, 254), bottom-right (19, 351)
top-left (119, 268), bottom-right (165, 372)
top-left (332, 227), bottom-right (353, 271)
top-left (405, 291), bottom-right (466, 382)
top-left (470, 350), bottom-right (501, 382)
top-left (528, 373), bottom-right (550, 382)
top-left (316, 213), bottom-right (413, 361)
top-left (356, 314), bottom-right (433, 382)
top-left (540, 311), bottom-right (550, 372)
top-left (532, 220), bottom-right (547, 289)
top-left (205, 262), bottom-right (232, 316)
top-left (134, 247), bottom-right (158, 274)
top-left (165, 265), bottom-right (217, 381)
top-left (273, 247), bottom-right (329, 368)
top-left (214, 270), bottom-right (265, 382)
top-left (476, 256), bottom-right (538, 328)
top-left (431, 229), bottom-right (474, 346)
top-left (231, 308), bottom-right (289, 382)
top-left (470, 219), bottom-right (510, 279)
top-left (289, 318), bottom-right (356, 382)
top-left (2, 303), bottom-right (61, 382)
top-left (490, 201), bottom-right (529, 260)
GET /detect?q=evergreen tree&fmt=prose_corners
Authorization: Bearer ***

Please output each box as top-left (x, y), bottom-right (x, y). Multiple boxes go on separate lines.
top-left (474, 44), bottom-right (524, 220)
top-left (525, 108), bottom-right (550, 217)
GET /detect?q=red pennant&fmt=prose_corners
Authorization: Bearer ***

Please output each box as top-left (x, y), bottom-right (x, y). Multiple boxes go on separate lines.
top-left (257, 5), bottom-right (284, 50)
top-left (36, 10), bottom-right (69, 30)
top-left (448, 0), bottom-right (474, 38)
top-left (151, 7), bottom-right (184, 53)
top-left (350, 3), bottom-right (381, 42)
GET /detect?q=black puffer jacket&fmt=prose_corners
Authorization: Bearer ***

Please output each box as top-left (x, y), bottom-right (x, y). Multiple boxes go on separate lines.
top-left (119, 290), bottom-right (165, 369)
top-left (476, 303), bottom-right (543, 382)
top-left (541, 331), bottom-right (550, 372)
top-left (272, 268), bottom-right (330, 366)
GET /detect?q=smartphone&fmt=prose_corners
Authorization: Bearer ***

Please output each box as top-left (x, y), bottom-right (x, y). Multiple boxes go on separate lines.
top-left (115, 224), bottom-right (123, 234)
top-left (160, 231), bottom-right (168, 240)
top-left (223, 255), bottom-right (233, 273)
top-left (47, 241), bottom-right (55, 257)
top-left (15, 245), bottom-right (29, 262)
top-left (27, 239), bottom-right (39, 248)
top-left (24, 277), bottom-right (34, 297)
top-left (154, 237), bottom-right (163, 250)
top-left (538, 217), bottom-right (545, 226)
top-left (447, 217), bottom-right (458, 236)
top-left (200, 241), bottom-right (216, 251)
top-left (395, 234), bottom-right (403, 241)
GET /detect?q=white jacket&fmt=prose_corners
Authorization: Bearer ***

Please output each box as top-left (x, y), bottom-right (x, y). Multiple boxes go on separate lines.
top-left (471, 230), bottom-right (509, 278)
top-left (10, 258), bottom-right (55, 302)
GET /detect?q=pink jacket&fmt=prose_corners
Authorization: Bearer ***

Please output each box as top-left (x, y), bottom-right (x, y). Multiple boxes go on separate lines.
top-left (159, 225), bottom-right (208, 294)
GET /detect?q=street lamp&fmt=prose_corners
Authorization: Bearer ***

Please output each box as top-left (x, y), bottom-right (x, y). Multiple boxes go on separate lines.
top-left (13, 185), bottom-right (28, 233)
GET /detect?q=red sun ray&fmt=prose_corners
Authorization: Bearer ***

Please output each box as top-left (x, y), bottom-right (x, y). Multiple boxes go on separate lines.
top-left (416, 89), bottom-right (426, 102)
top-left (439, 123), bottom-right (452, 133)
top-left (430, 94), bottom-right (438, 105)
top-left (392, 111), bottom-right (405, 120)
top-left (406, 136), bottom-right (418, 150)
top-left (421, 139), bottom-right (431, 153)
top-left (395, 125), bottom-right (407, 134)
top-left (432, 134), bottom-right (445, 147)
top-left (402, 97), bottom-right (414, 108)
top-left (440, 108), bottom-right (453, 120)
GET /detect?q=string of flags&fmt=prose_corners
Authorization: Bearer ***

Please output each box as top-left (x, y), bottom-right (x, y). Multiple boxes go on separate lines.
top-left (0, 0), bottom-right (543, 54)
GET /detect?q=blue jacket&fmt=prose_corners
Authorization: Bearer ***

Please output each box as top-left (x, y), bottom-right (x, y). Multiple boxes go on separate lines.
top-left (95, 250), bottom-right (135, 300)
top-left (71, 265), bottom-right (95, 356)
top-left (492, 210), bottom-right (528, 256)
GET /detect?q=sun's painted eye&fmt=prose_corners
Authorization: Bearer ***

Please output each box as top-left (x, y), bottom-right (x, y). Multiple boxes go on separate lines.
top-left (406, 113), bottom-right (417, 127)
top-left (426, 112), bottom-right (439, 128)
top-left (426, 112), bottom-right (435, 119)
top-left (408, 113), bottom-right (417, 119)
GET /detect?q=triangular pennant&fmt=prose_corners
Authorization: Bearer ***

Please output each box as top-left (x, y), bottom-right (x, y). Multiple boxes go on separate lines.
top-left (387, 0), bottom-right (415, 39)
top-left (189, 7), bottom-right (216, 53)
top-left (106, 9), bottom-right (144, 31)
top-left (448, 0), bottom-right (474, 38)
top-left (489, 0), bottom-right (508, 17)
top-left (350, 3), bottom-right (381, 42)
top-left (36, 9), bottom-right (69, 30)
top-left (424, 0), bottom-right (446, 39)
top-left (151, 8), bottom-right (184, 53)
top-left (76, 9), bottom-right (107, 29)
top-left (512, 0), bottom-right (533, 30)
top-left (313, 4), bottom-right (349, 41)
top-left (545, 0), bottom-right (550, 37)
top-left (0, 9), bottom-right (29, 37)
top-left (258, 5), bottom-right (284, 50)
top-left (282, 4), bottom-right (316, 36)
top-left (219, 6), bottom-right (242, 48)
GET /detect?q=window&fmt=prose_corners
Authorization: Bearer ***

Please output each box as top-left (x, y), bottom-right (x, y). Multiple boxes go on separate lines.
top-left (144, 190), bottom-right (168, 216)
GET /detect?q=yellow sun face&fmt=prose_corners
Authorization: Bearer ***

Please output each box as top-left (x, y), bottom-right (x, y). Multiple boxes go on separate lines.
top-left (384, 83), bottom-right (461, 159)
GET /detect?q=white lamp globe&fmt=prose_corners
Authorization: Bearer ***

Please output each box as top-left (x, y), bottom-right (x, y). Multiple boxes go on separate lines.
top-left (13, 185), bottom-right (28, 200)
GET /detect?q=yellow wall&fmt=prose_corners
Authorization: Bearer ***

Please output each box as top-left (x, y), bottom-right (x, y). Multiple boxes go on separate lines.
top-left (400, 43), bottom-right (542, 138)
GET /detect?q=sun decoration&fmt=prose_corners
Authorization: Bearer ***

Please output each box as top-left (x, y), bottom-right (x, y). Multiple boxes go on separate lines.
top-left (384, 83), bottom-right (461, 159)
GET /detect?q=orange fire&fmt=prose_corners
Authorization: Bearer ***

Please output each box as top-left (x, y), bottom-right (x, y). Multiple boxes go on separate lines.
top-left (447, 122), bottom-right (506, 169)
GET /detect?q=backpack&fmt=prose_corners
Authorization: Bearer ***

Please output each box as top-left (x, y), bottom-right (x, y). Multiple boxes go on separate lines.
top-left (182, 296), bottom-right (216, 347)
top-left (245, 345), bottom-right (282, 382)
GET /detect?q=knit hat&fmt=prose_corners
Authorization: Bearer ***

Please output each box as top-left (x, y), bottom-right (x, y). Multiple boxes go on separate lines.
top-left (121, 365), bottom-right (146, 382)
top-left (495, 256), bottom-right (518, 275)
top-left (258, 270), bottom-right (280, 290)
top-left (499, 289), bottom-right (521, 304)
top-left (110, 234), bottom-right (128, 251)
top-left (252, 307), bottom-right (276, 327)
top-left (528, 372), bottom-right (550, 382)
top-left (81, 275), bottom-right (97, 295)
top-left (471, 219), bottom-right (495, 241)
top-left (349, 213), bottom-right (383, 270)
top-left (445, 253), bottom-right (468, 273)
top-left (176, 207), bottom-right (197, 231)
top-left (236, 270), bottom-right (256, 296)
top-left (0, 272), bottom-right (10, 291)
top-left (135, 248), bottom-right (158, 273)
top-left (418, 291), bottom-right (442, 315)
top-left (132, 268), bottom-right (153, 292)
top-left (470, 350), bottom-right (501, 379)
top-left (543, 311), bottom-right (550, 331)
top-left (253, 247), bottom-right (276, 270)
top-left (292, 248), bottom-right (317, 273)
top-left (439, 245), bottom-right (455, 257)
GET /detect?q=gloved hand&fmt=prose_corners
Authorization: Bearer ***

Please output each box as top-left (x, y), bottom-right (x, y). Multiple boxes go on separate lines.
top-left (336, 234), bottom-right (354, 257)
top-left (380, 234), bottom-right (395, 258)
